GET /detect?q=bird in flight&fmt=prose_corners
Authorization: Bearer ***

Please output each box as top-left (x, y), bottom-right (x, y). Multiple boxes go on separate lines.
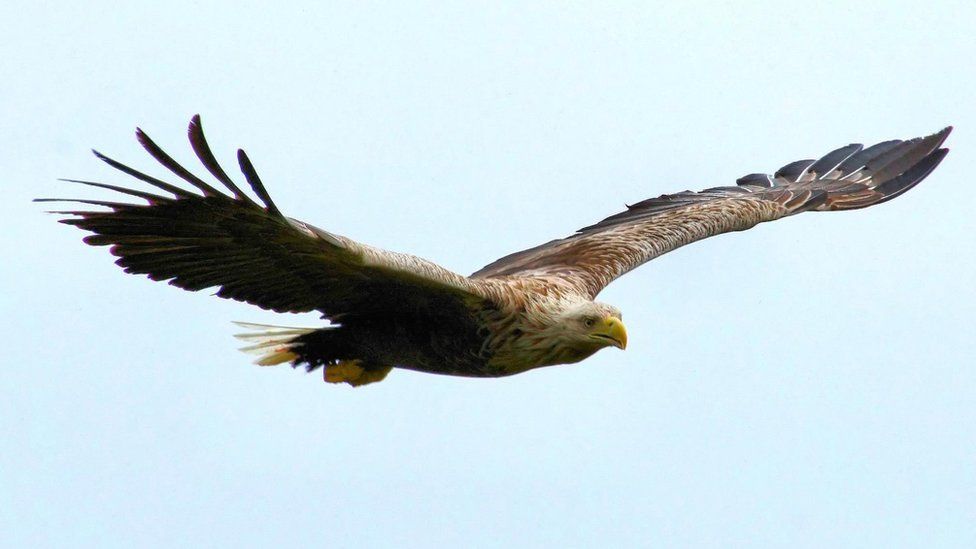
top-left (40, 117), bottom-right (951, 386)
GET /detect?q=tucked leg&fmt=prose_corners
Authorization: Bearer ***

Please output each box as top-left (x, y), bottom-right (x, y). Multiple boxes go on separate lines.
top-left (324, 360), bottom-right (393, 387)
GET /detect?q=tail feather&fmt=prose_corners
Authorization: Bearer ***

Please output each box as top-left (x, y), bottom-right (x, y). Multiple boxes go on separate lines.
top-left (232, 321), bottom-right (316, 366)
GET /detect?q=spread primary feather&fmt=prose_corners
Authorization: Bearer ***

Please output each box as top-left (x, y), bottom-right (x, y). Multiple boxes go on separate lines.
top-left (38, 116), bottom-right (951, 386)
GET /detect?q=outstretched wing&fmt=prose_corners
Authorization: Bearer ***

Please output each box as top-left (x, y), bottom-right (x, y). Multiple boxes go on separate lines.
top-left (39, 116), bottom-right (487, 319)
top-left (472, 128), bottom-right (951, 298)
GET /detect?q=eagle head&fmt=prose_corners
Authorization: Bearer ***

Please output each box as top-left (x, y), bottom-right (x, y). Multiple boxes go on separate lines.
top-left (489, 299), bottom-right (629, 373)
top-left (559, 301), bottom-right (628, 351)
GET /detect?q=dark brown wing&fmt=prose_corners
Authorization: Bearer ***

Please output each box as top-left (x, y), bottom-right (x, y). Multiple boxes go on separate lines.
top-left (472, 128), bottom-right (951, 298)
top-left (39, 116), bottom-right (487, 319)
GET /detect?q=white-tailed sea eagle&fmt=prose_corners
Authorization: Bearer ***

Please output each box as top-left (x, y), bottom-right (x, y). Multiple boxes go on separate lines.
top-left (39, 117), bottom-right (951, 386)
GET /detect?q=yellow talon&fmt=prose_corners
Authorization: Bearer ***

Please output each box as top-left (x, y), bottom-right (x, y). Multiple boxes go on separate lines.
top-left (325, 360), bottom-right (364, 383)
top-left (349, 367), bottom-right (391, 386)
top-left (324, 361), bottom-right (392, 387)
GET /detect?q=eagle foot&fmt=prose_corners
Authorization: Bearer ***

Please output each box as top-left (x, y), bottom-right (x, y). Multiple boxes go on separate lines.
top-left (324, 360), bottom-right (392, 387)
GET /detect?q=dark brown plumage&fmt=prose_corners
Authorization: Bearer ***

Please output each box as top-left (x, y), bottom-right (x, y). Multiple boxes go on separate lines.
top-left (39, 117), bottom-right (951, 386)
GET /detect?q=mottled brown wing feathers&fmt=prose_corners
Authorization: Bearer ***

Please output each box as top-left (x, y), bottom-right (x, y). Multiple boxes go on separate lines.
top-left (39, 116), bottom-right (485, 318)
top-left (472, 128), bottom-right (951, 298)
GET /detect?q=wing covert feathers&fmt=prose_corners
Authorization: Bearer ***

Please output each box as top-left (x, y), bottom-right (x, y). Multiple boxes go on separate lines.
top-left (472, 127), bottom-right (951, 298)
top-left (39, 116), bottom-right (485, 318)
top-left (42, 119), bottom-right (950, 311)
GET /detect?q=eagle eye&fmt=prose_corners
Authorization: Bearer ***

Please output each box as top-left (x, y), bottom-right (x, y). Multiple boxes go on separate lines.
top-left (583, 317), bottom-right (595, 327)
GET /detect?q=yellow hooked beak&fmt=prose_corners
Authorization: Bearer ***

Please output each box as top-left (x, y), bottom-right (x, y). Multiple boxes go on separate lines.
top-left (594, 316), bottom-right (628, 350)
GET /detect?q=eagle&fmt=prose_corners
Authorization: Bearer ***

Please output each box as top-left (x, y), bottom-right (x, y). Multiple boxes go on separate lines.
top-left (40, 117), bottom-right (951, 386)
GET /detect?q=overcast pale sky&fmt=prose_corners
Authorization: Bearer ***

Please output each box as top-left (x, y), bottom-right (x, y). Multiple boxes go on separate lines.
top-left (2, 1), bottom-right (975, 547)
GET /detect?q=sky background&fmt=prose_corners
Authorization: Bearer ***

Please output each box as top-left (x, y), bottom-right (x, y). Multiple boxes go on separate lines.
top-left (2, 1), bottom-right (975, 547)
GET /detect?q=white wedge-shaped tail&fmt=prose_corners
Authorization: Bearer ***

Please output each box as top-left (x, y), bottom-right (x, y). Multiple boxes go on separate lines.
top-left (233, 322), bottom-right (316, 366)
